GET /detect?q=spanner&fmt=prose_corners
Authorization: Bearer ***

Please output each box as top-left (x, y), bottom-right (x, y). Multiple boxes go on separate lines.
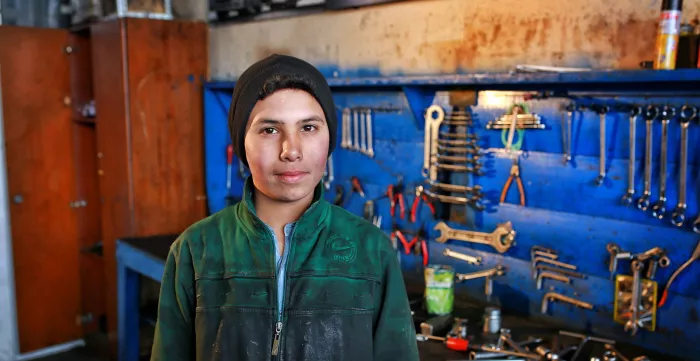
top-left (422, 105), bottom-right (445, 180)
top-left (359, 109), bottom-right (367, 154)
top-left (365, 109), bottom-right (374, 158)
top-left (637, 106), bottom-right (658, 211)
top-left (652, 106), bottom-right (674, 219)
top-left (434, 222), bottom-right (515, 253)
top-left (341, 108), bottom-right (351, 149)
top-left (594, 105), bottom-right (609, 186)
top-left (622, 107), bottom-right (642, 206)
top-left (562, 103), bottom-right (574, 164)
top-left (672, 106), bottom-right (695, 226)
top-left (442, 248), bottom-right (482, 265)
top-left (624, 260), bottom-right (643, 336)
top-left (352, 109), bottom-right (360, 152)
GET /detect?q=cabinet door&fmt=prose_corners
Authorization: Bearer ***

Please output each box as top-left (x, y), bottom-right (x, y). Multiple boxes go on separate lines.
top-left (0, 25), bottom-right (82, 353)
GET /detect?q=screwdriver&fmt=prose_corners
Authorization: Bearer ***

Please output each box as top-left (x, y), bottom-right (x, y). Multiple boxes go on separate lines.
top-left (225, 144), bottom-right (234, 206)
top-left (415, 334), bottom-right (469, 351)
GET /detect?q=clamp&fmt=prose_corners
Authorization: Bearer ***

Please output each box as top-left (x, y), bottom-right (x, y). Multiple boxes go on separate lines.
top-left (387, 183), bottom-right (406, 219)
top-left (411, 185), bottom-right (436, 223)
top-left (499, 159), bottom-right (525, 206)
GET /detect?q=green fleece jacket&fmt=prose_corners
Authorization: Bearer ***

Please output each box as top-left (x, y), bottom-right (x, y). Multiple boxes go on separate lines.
top-left (150, 178), bottom-right (419, 361)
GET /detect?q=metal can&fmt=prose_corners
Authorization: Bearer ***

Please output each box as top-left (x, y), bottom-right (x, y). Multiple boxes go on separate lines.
top-left (654, 0), bottom-right (684, 69)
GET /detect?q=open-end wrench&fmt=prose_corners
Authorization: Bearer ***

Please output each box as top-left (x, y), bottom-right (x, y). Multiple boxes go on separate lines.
top-left (359, 109), bottom-right (367, 154)
top-left (436, 154), bottom-right (480, 164)
top-left (637, 106), bottom-right (658, 211)
top-left (434, 222), bottom-right (515, 253)
top-left (434, 163), bottom-right (483, 174)
top-left (365, 109), bottom-right (374, 158)
top-left (672, 106), bottom-right (695, 226)
top-left (443, 248), bottom-right (482, 265)
top-left (625, 260), bottom-right (644, 335)
top-left (341, 108), bottom-right (351, 149)
top-left (622, 106), bottom-right (642, 206)
top-left (594, 105), bottom-right (609, 186)
top-left (652, 106), bottom-right (674, 219)
top-left (353, 109), bottom-right (360, 151)
top-left (422, 188), bottom-right (485, 211)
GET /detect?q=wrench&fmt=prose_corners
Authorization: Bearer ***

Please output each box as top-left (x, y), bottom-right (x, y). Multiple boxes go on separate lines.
top-left (352, 109), bottom-right (360, 151)
top-left (422, 188), bottom-right (485, 211)
top-left (359, 109), bottom-right (367, 154)
top-left (437, 139), bottom-right (477, 147)
top-left (652, 106), bottom-right (674, 219)
top-left (422, 105), bottom-right (445, 181)
top-left (672, 106), bottom-right (695, 226)
top-left (594, 105), bottom-right (609, 186)
top-left (607, 243), bottom-right (621, 278)
top-left (637, 106), bottom-right (658, 211)
top-left (437, 145), bottom-right (480, 154)
top-left (427, 181), bottom-right (482, 194)
top-left (622, 107), bottom-right (642, 206)
top-left (341, 108), bottom-right (350, 149)
top-left (434, 222), bottom-right (515, 253)
top-left (562, 103), bottom-right (574, 164)
top-left (442, 248), bottom-right (482, 265)
top-left (624, 260), bottom-right (643, 335)
top-left (365, 109), bottom-right (374, 158)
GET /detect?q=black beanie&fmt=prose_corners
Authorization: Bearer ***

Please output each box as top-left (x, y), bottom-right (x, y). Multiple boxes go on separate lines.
top-left (228, 54), bottom-right (337, 167)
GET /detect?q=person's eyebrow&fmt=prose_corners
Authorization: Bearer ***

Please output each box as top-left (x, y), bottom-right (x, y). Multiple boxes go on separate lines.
top-left (255, 116), bottom-right (325, 126)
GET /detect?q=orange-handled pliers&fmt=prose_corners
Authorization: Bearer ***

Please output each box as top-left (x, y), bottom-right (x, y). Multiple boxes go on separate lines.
top-left (499, 159), bottom-right (525, 206)
top-left (387, 184), bottom-right (406, 219)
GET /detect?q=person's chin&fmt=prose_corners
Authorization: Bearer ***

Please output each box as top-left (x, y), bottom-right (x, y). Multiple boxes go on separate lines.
top-left (275, 180), bottom-right (316, 202)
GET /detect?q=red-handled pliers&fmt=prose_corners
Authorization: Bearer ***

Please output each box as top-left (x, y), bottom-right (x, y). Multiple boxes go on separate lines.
top-left (394, 230), bottom-right (415, 255)
top-left (387, 184), bottom-right (406, 219)
top-left (410, 185), bottom-right (435, 223)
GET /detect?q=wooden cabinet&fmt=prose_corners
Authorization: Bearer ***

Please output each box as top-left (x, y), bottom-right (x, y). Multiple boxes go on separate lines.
top-left (90, 18), bottom-right (208, 346)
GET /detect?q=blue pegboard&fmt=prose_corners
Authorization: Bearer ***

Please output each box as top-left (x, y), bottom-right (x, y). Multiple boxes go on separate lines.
top-left (203, 70), bottom-right (700, 360)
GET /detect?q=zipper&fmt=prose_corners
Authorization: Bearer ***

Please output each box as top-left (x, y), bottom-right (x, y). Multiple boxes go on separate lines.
top-left (270, 224), bottom-right (296, 358)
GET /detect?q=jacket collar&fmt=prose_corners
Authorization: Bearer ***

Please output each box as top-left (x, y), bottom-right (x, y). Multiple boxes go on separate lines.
top-left (237, 176), bottom-right (329, 240)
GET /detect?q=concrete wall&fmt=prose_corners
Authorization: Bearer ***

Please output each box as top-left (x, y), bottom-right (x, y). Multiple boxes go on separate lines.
top-left (208, 0), bottom-right (700, 80)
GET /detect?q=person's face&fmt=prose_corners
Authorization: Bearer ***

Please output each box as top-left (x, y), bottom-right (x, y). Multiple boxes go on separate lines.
top-left (244, 89), bottom-right (329, 203)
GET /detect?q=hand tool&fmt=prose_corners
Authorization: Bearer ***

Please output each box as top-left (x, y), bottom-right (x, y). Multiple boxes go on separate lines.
top-left (363, 200), bottom-right (376, 222)
top-left (483, 307), bottom-right (501, 334)
top-left (359, 109), bottom-right (367, 154)
top-left (386, 182), bottom-right (406, 219)
top-left (415, 334), bottom-right (468, 351)
top-left (645, 254), bottom-right (670, 280)
top-left (659, 240), bottom-right (700, 307)
top-left (420, 239), bottom-right (428, 266)
top-left (396, 230), bottom-right (417, 255)
top-left (562, 103), bottom-right (574, 164)
top-left (499, 158), bottom-right (525, 206)
top-left (341, 108), bottom-right (351, 149)
top-left (455, 265), bottom-right (506, 301)
top-left (437, 144), bottom-right (480, 155)
top-left (651, 106), bottom-right (674, 219)
top-left (225, 144), bottom-right (235, 206)
top-left (442, 248), bottom-right (482, 265)
top-left (422, 105), bottom-right (445, 181)
top-left (533, 264), bottom-right (586, 281)
top-left (593, 105), bottom-right (609, 186)
top-left (603, 344), bottom-right (631, 361)
top-left (637, 106), bottom-right (658, 211)
top-left (622, 106), bottom-right (642, 205)
top-left (531, 245), bottom-right (557, 260)
top-left (541, 292), bottom-right (593, 314)
top-left (438, 138), bottom-right (478, 147)
top-left (434, 222), bottom-right (515, 253)
top-left (672, 106), bottom-right (695, 226)
top-left (351, 176), bottom-right (364, 198)
top-left (422, 188), bottom-right (485, 211)
top-left (410, 185), bottom-right (436, 222)
top-left (333, 184), bottom-right (344, 206)
top-left (323, 155), bottom-right (334, 190)
top-left (439, 132), bottom-right (478, 139)
top-left (365, 109), bottom-right (374, 158)
top-left (352, 109), bottom-right (360, 152)
top-left (624, 260), bottom-right (644, 335)
top-left (480, 347), bottom-right (540, 360)
top-left (434, 162), bottom-right (483, 175)
top-left (436, 154), bottom-right (480, 164)
top-left (532, 256), bottom-right (577, 270)
top-left (419, 314), bottom-right (453, 336)
top-left (536, 271), bottom-right (572, 290)
top-left (534, 345), bottom-right (559, 361)
top-left (427, 181), bottom-right (482, 195)
top-left (559, 331), bottom-right (616, 361)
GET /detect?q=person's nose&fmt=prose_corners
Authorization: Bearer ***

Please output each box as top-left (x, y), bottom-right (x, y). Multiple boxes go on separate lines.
top-left (280, 132), bottom-right (302, 162)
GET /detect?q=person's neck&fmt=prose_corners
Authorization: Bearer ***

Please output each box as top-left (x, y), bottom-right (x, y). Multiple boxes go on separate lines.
top-left (253, 188), bottom-right (315, 229)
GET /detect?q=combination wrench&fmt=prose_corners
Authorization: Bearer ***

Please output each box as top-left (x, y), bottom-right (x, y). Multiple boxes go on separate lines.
top-left (353, 109), bottom-right (360, 152)
top-left (672, 106), bottom-right (695, 226)
top-left (594, 105), bottom-right (609, 186)
top-left (434, 221), bottom-right (516, 253)
top-left (422, 105), bottom-right (445, 181)
top-left (651, 106), bottom-right (674, 219)
top-left (622, 107), bottom-right (642, 206)
top-left (442, 248), bottom-right (482, 265)
top-left (625, 260), bottom-right (643, 336)
top-left (562, 103), bottom-right (574, 164)
top-left (365, 109), bottom-right (374, 158)
top-left (359, 109), bottom-right (367, 154)
top-left (341, 108), bottom-right (351, 149)
top-left (637, 106), bottom-right (658, 211)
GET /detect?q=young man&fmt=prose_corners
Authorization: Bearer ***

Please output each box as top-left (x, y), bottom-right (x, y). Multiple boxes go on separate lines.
top-left (150, 54), bottom-right (419, 360)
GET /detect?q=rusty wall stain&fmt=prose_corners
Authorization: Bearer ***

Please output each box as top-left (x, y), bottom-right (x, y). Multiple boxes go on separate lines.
top-left (210, 0), bottom-right (700, 79)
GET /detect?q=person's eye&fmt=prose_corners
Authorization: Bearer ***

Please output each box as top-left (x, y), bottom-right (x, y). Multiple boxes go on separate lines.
top-left (302, 124), bottom-right (317, 132)
top-left (261, 127), bottom-right (278, 135)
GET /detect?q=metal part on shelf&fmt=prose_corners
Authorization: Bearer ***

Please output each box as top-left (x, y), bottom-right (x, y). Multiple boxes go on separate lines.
top-left (434, 222), bottom-right (515, 253)
top-left (541, 292), bottom-right (593, 314)
top-left (455, 265), bottom-right (506, 301)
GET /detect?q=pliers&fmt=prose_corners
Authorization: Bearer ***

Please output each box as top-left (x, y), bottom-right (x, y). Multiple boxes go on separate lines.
top-left (500, 159), bottom-right (525, 206)
top-left (410, 185), bottom-right (436, 223)
top-left (393, 229), bottom-right (429, 266)
top-left (387, 183), bottom-right (406, 219)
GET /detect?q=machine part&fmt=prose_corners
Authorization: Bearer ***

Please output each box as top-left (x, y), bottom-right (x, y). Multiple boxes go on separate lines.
top-left (607, 243), bottom-right (621, 278)
top-left (622, 107), bottom-right (642, 205)
top-left (434, 222), bottom-right (515, 253)
top-left (533, 264), bottom-right (586, 281)
top-left (455, 266), bottom-right (506, 300)
top-left (659, 240), bottom-right (700, 307)
top-left (353, 109), bottom-right (360, 151)
top-left (625, 260), bottom-right (644, 335)
top-left (365, 109), bottom-right (374, 158)
top-left (443, 248), bottom-right (483, 266)
top-left (535, 345), bottom-right (559, 361)
top-left (422, 188), bottom-right (485, 211)
top-left (500, 158), bottom-right (525, 206)
top-left (637, 106), bottom-right (658, 211)
top-left (482, 307), bottom-right (501, 334)
top-left (499, 329), bottom-right (530, 355)
top-left (614, 274), bottom-right (658, 333)
top-left (537, 271), bottom-right (571, 290)
top-left (645, 254), bottom-right (670, 280)
top-left (562, 103), bottom-right (574, 164)
top-left (651, 106), bottom-right (674, 219)
top-left (420, 314), bottom-right (453, 336)
top-left (341, 108), bottom-right (350, 149)
top-left (428, 181), bottom-right (482, 194)
top-left (541, 292), bottom-right (593, 314)
top-left (437, 144), bottom-right (480, 154)
top-left (532, 256), bottom-right (577, 270)
top-left (359, 109), bottom-right (367, 154)
top-left (594, 106), bottom-right (609, 186)
top-left (671, 106), bottom-right (695, 226)
top-left (480, 347), bottom-right (540, 360)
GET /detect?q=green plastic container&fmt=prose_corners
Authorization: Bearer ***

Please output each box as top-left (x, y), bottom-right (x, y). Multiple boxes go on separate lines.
top-left (424, 264), bottom-right (455, 315)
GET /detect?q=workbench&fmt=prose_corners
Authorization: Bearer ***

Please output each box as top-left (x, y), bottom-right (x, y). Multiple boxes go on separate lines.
top-left (115, 235), bottom-right (682, 361)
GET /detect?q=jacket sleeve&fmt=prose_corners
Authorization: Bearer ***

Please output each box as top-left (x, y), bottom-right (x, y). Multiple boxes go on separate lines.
top-left (150, 238), bottom-right (195, 361)
top-left (372, 235), bottom-right (420, 361)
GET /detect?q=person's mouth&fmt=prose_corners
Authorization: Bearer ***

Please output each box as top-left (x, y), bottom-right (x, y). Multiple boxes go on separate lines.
top-left (276, 170), bottom-right (309, 183)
